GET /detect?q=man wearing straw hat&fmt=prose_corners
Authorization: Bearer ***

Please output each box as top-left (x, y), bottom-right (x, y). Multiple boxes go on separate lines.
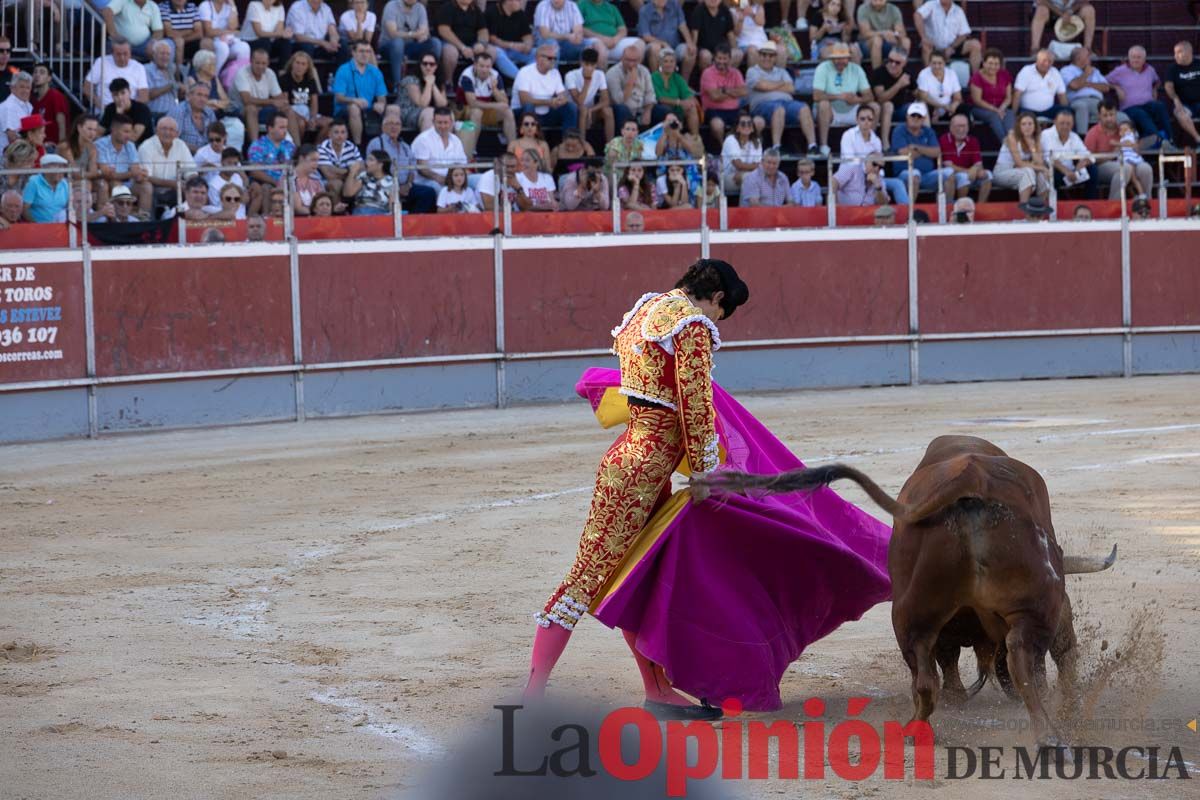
top-left (1029, 0), bottom-right (1094, 58)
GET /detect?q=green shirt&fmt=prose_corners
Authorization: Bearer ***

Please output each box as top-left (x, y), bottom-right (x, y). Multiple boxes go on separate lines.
top-left (578, 0), bottom-right (625, 37)
top-left (813, 61), bottom-right (870, 111)
top-left (856, 2), bottom-right (902, 35)
top-left (652, 71), bottom-right (694, 107)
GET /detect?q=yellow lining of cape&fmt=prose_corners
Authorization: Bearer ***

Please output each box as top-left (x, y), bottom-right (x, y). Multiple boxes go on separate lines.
top-left (588, 489), bottom-right (691, 613)
top-left (593, 386), bottom-right (724, 477)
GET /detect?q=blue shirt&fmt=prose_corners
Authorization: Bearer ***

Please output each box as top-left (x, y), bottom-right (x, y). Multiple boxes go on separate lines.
top-left (95, 135), bottom-right (141, 174)
top-left (22, 175), bottom-right (69, 222)
top-left (247, 135), bottom-right (296, 182)
top-left (790, 178), bottom-right (823, 207)
top-left (637, 0), bottom-right (685, 46)
top-left (890, 124), bottom-right (938, 175)
top-left (331, 61), bottom-right (388, 116)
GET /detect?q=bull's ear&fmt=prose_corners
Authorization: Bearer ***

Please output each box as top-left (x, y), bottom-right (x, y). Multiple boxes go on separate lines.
top-left (1063, 544), bottom-right (1117, 574)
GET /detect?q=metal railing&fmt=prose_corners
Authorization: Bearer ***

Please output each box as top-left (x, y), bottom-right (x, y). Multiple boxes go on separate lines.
top-left (5, 0), bottom-right (109, 110)
top-left (1157, 153), bottom-right (1195, 220)
top-left (607, 158), bottom-right (708, 234)
top-left (826, 153), bottom-right (916, 226)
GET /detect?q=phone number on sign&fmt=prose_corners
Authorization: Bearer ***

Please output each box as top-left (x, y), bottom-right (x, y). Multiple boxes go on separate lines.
top-left (0, 326), bottom-right (58, 347)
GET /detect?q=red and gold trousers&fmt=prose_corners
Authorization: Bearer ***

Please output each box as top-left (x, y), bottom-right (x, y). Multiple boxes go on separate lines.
top-left (537, 403), bottom-right (683, 631)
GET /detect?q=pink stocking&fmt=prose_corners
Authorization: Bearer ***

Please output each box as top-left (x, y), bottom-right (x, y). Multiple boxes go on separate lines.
top-left (622, 629), bottom-right (692, 706)
top-left (524, 623), bottom-right (572, 700)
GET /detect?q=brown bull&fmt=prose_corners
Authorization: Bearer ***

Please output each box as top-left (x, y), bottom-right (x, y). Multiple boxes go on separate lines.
top-left (693, 434), bottom-right (1116, 747)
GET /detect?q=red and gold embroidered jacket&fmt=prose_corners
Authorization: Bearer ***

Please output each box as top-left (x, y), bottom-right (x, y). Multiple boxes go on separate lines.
top-left (610, 289), bottom-right (722, 473)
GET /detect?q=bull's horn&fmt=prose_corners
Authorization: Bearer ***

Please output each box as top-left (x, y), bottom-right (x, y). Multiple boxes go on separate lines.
top-left (1063, 544), bottom-right (1118, 574)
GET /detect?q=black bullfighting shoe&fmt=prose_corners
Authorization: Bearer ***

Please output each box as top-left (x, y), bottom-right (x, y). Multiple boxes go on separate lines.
top-left (643, 699), bottom-right (725, 721)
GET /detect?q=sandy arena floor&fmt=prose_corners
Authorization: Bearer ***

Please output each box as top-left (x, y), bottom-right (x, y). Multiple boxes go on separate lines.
top-left (2, 374), bottom-right (1199, 799)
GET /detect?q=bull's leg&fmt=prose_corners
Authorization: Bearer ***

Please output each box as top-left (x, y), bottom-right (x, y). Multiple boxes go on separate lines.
top-left (1004, 615), bottom-right (1064, 748)
top-left (935, 635), bottom-right (968, 705)
top-left (1049, 595), bottom-right (1080, 702)
top-left (902, 629), bottom-right (942, 724)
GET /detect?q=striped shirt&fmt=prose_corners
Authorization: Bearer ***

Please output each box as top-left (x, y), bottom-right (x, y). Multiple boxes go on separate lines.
top-left (317, 138), bottom-right (363, 170)
top-left (533, 0), bottom-right (583, 37)
top-left (159, 0), bottom-right (200, 34)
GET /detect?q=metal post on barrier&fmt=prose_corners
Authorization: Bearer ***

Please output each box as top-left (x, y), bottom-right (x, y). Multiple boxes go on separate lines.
top-left (827, 157), bottom-right (837, 229)
top-left (1048, 173), bottom-right (1058, 221)
top-left (501, 159), bottom-right (512, 237)
top-left (936, 152), bottom-right (946, 224)
top-left (491, 158), bottom-right (501, 235)
top-left (176, 169), bottom-right (185, 243)
top-left (282, 165), bottom-right (294, 241)
top-left (699, 154), bottom-right (709, 258)
top-left (718, 186), bottom-right (728, 231)
top-left (390, 176), bottom-right (401, 239)
top-left (1119, 159), bottom-right (1131, 378)
top-left (82, 236), bottom-right (97, 438)
top-left (1156, 154), bottom-right (1194, 220)
top-left (66, 177), bottom-right (76, 248)
top-left (906, 152), bottom-right (915, 225)
top-left (611, 164), bottom-right (621, 234)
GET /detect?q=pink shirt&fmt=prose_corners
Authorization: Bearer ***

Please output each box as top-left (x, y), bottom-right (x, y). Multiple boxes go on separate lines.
top-left (969, 69), bottom-right (1012, 108)
top-left (700, 65), bottom-right (744, 111)
top-left (1106, 63), bottom-right (1159, 110)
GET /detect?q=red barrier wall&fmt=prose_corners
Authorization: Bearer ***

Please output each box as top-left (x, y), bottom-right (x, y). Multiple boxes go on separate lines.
top-left (1130, 229), bottom-right (1200, 327)
top-left (0, 222), bottom-right (71, 250)
top-left (299, 249), bottom-right (496, 363)
top-left (917, 231), bottom-right (1124, 333)
top-left (709, 240), bottom-right (909, 340)
top-left (93, 256), bottom-right (293, 376)
top-left (0, 259), bottom-right (87, 383)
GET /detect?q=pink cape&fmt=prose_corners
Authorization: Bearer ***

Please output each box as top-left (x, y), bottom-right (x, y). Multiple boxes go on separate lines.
top-left (577, 368), bottom-right (893, 711)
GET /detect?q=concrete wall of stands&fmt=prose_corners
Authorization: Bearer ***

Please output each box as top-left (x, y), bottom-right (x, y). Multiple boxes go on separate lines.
top-left (1, 222), bottom-right (1198, 443)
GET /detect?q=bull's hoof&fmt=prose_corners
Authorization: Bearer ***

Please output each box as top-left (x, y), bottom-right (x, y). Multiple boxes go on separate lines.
top-left (941, 686), bottom-right (969, 706)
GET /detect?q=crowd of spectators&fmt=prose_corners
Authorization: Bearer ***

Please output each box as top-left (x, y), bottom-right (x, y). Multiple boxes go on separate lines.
top-left (0, 0), bottom-right (1198, 231)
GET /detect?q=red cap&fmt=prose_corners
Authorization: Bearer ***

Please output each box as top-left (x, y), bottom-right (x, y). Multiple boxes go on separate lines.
top-left (19, 114), bottom-right (46, 132)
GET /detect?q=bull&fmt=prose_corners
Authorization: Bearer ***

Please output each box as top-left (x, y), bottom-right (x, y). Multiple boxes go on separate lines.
top-left (692, 435), bottom-right (1116, 747)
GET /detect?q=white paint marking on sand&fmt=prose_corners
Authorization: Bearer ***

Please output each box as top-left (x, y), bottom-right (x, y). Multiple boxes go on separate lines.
top-left (1036, 423), bottom-right (1200, 443)
top-left (1063, 452), bottom-right (1200, 472)
top-left (311, 689), bottom-right (443, 757)
top-left (367, 486), bottom-right (593, 533)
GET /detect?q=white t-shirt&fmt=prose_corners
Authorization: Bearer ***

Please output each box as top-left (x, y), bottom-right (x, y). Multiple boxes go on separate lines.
top-left (720, 135), bottom-right (763, 176)
top-left (136, 136), bottom-right (197, 181)
top-left (1014, 63), bottom-right (1066, 112)
top-left (241, 0), bottom-right (284, 38)
top-left (735, 0), bottom-right (767, 48)
top-left (838, 126), bottom-right (883, 160)
top-left (516, 171), bottom-right (556, 206)
top-left (564, 67), bottom-right (607, 107)
top-left (511, 64), bottom-right (567, 111)
top-left (194, 144), bottom-right (223, 168)
top-left (916, 66), bottom-right (962, 110)
top-left (198, 0), bottom-right (236, 31)
top-left (1039, 127), bottom-right (1091, 168)
top-left (234, 65), bottom-right (282, 100)
top-left (411, 127), bottom-right (468, 181)
top-left (915, 0), bottom-right (970, 50)
top-left (437, 185), bottom-right (483, 211)
top-left (0, 95), bottom-right (33, 136)
top-left (85, 55), bottom-right (149, 108)
top-left (338, 9), bottom-right (377, 37)
top-left (207, 171), bottom-right (245, 205)
top-left (476, 169), bottom-right (521, 209)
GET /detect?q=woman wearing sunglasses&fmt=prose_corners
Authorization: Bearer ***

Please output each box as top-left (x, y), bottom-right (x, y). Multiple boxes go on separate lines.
top-left (506, 112), bottom-right (551, 172)
top-left (397, 56), bottom-right (447, 132)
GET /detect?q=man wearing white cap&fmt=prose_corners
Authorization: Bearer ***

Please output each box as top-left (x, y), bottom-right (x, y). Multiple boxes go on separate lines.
top-left (888, 100), bottom-right (954, 198)
top-left (21, 153), bottom-right (70, 222)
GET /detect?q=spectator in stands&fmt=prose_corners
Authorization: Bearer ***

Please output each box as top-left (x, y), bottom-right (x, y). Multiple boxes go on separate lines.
top-left (0, 37), bottom-right (16, 104)
top-left (624, 209), bottom-right (645, 230)
top-left (873, 204), bottom-right (896, 225)
top-left (138, 114), bottom-right (196, 209)
top-left (68, 183), bottom-right (109, 225)
top-left (332, 41), bottom-right (388, 148)
top-left (144, 41), bottom-right (181, 122)
top-left (198, 0), bottom-right (249, 75)
top-left (940, 112), bottom-right (991, 202)
top-left (1017, 195), bottom-right (1051, 221)
top-left (511, 44), bottom-right (579, 132)
top-left (720, 110), bottom-right (762, 192)
top-left (691, 0), bottom-right (741, 73)
top-left (413, 106), bottom-right (468, 189)
top-left (194, 123), bottom-right (224, 171)
top-left (509, 111), bottom-right (552, 166)
top-left (873, 46), bottom-right (914, 151)
top-left (617, 163), bottom-right (658, 209)
top-left (814, 42), bottom-right (874, 156)
top-left (58, 115), bottom-right (102, 195)
top-left (993, 110), bottom-right (1051, 203)
top-left (699, 167), bottom-right (723, 209)
top-left (809, 0), bottom-right (857, 65)
top-left (700, 43), bottom-right (749, 144)
top-left (533, 0), bottom-right (604, 67)
top-left (1166, 41), bottom-right (1200, 146)
top-left (437, 165), bottom-right (484, 212)
top-left (1, 140), bottom-right (37, 193)
top-left (1072, 203), bottom-right (1091, 220)
top-left (96, 114), bottom-right (153, 212)
top-left (317, 118), bottom-right (363, 198)
top-left (216, 182), bottom-right (247, 218)
top-left (96, 184), bottom-right (144, 221)
top-left (279, 51), bottom-right (330, 145)
top-left (169, 81), bottom-right (217, 152)
top-left (832, 155), bottom-right (891, 206)
top-left (1014, 49), bottom-right (1071, 122)
top-left (439, 0), bottom-right (493, 87)
top-left (581, 0), bottom-right (642, 67)
top-left (655, 110), bottom-right (703, 169)
top-left (913, 0), bottom-right (980, 72)
top-left (30, 64), bottom-right (67, 145)
top-left (236, 48), bottom-right (287, 144)
top-left (175, 174), bottom-right (223, 219)
top-left (1130, 196), bottom-right (1151, 219)
top-left (18, 115), bottom-right (48, 165)
top-left (916, 51), bottom-right (962, 122)
top-left (243, 0), bottom-right (293, 65)
top-left (732, 0), bottom-right (769, 70)
top-left (566, 48), bottom-right (615, 141)
top-left (339, 0), bottom-right (378, 57)
top-left (20, 152), bottom-right (68, 222)
top-left (200, 227), bottom-right (226, 242)
top-left (1040, 107), bottom-right (1096, 197)
top-left (1084, 100), bottom-right (1153, 200)
top-left (657, 160), bottom-right (692, 207)
top-left (0, 71), bottom-right (32, 145)
top-left (952, 195), bottom-right (974, 222)
top-left (856, 0), bottom-right (910, 71)
top-left (890, 102), bottom-right (953, 199)
top-left (550, 129), bottom-right (597, 172)
top-left (308, 192), bottom-right (339, 215)
top-left (0, 189), bottom-right (23, 226)
top-left (246, 213), bottom-right (267, 237)
top-left (1189, 203), bottom-right (1200, 219)
top-left (1116, 120), bottom-right (1148, 197)
top-left (515, 148), bottom-right (558, 210)
top-left (561, 161), bottom-right (611, 210)
top-left (1060, 47), bottom-right (1108, 137)
top-left (207, 145), bottom-right (246, 206)
top-left (486, 0), bottom-right (536, 81)
top-left (162, 0), bottom-right (204, 70)
top-left (967, 47), bottom-right (1014, 145)
top-left (1029, 0), bottom-right (1094, 57)
top-left (460, 50), bottom-right (518, 146)
top-left (478, 152), bottom-right (532, 211)
top-left (789, 157), bottom-right (822, 205)
top-left (604, 117), bottom-right (642, 172)
top-left (1107, 45), bottom-right (1177, 151)
top-left (739, 147), bottom-right (789, 207)
top-left (247, 111), bottom-right (296, 205)
top-left (342, 150), bottom-right (395, 215)
top-left (607, 42), bottom-right (664, 128)
top-left (267, 187), bottom-right (287, 217)
top-left (86, 39), bottom-right (150, 111)
top-left (747, 42), bottom-right (817, 154)
top-left (287, 0), bottom-right (340, 60)
top-left (365, 104), bottom-right (435, 213)
top-left (104, 0), bottom-right (170, 62)
top-left (651, 49), bottom-right (699, 136)
top-left (101, 78), bottom-right (154, 144)
top-left (186, 50), bottom-right (242, 149)
top-left (639, 0), bottom-right (696, 83)
top-left (382, 0), bottom-right (442, 87)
